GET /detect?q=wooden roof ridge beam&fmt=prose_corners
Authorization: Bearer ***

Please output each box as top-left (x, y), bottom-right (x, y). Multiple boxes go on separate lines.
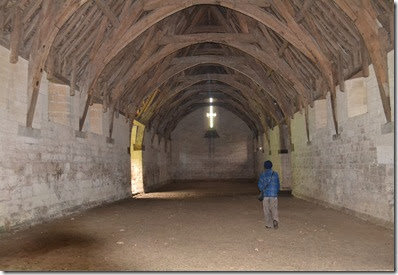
top-left (143, 0), bottom-right (271, 11)
top-left (160, 33), bottom-right (257, 45)
top-left (94, 0), bottom-right (120, 28)
top-left (335, 0), bottom-right (391, 122)
top-left (26, 0), bottom-right (88, 128)
top-left (294, 0), bottom-right (315, 23)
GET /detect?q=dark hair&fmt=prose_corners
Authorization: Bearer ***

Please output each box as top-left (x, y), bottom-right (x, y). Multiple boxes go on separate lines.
top-left (264, 160), bottom-right (273, 169)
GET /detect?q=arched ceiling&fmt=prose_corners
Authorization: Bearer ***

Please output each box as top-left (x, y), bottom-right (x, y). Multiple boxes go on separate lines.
top-left (0, 0), bottom-right (394, 139)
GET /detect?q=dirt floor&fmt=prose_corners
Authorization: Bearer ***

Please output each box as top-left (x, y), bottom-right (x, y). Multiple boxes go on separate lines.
top-left (0, 181), bottom-right (394, 271)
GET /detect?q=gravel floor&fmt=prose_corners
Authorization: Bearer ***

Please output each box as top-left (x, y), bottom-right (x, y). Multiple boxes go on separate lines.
top-left (0, 181), bottom-right (394, 271)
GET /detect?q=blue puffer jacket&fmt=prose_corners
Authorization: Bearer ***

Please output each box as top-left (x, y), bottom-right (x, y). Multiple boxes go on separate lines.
top-left (257, 169), bottom-right (280, 197)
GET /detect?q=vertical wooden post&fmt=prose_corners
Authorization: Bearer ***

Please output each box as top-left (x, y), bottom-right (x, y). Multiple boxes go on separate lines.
top-left (304, 105), bottom-right (310, 143)
top-left (10, 7), bottom-right (22, 64)
top-left (70, 58), bottom-right (77, 96)
top-left (109, 106), bottom-right (115, 139)
top-left (79, 94), bottom-right (91, 131)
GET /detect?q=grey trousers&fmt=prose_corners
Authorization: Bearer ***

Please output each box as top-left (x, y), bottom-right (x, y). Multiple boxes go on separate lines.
top-left (262, 197), bottom-right (279, 227)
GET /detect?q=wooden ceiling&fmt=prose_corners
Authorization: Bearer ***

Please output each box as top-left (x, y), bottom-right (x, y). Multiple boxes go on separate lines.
top-left (0, 0), bottom-right (394, 140)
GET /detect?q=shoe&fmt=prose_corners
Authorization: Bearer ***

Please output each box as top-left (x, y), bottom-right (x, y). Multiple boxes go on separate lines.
top-left (265, 226), bottom-right (272, 229)
top-left (273, 220), bottom-right (278, 229)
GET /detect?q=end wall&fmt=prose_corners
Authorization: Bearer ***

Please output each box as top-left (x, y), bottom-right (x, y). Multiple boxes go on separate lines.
top-left (171, 107), bottom-right (255, 181)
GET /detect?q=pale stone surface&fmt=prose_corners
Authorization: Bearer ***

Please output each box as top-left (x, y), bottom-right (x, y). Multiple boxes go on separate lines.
top-left (142, 128), bottom-right (172, 192)
top-left (171, 107), bottom-right (255, 180)
top-left (315, 99), bottom-right (327, 129)
top-left (0, 46), bottom-right (131, 231)
top-left (346, 78), bottom-right (368, 118)
top-left (289, 50), bottom-right (395, 226)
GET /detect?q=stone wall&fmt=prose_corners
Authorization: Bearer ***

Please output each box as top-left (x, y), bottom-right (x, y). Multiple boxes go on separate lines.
top-left (289, 50), bottom-right (394, 227)
top-left (142, 130), bottom-right (172, 191)
top-left (171, 107), bottom-right (255, 181)
top-left (0, 46), bottom-right (131, 231)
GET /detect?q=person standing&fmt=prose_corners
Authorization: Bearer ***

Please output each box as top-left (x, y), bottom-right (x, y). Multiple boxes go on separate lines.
top-left (258, 160), bottom-right (280, 229)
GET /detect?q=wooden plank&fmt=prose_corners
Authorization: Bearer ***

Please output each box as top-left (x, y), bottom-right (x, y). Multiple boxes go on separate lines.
top-left (109, 105), bottom-right (115, 138)
top-left (304, 105), bottom-right (310, 142)
top-left (337, 51), bottom-right (345, 92)
top-left (9, 7), bottom-right (22, 63)
top-left (63, 9), bottom-right (102, 59)
top-left (46, 47), bottom-right (55, 80)
top-left (360, 38), bottom-right (369, 77)
top-left (22, 0), bottom-right (42, 23)
top-left (272, 0), bottom-right (335, 103)
top-left (79, 94), bottom-right (91, 131)
top-left (70, 58), bottom-right (77, 96)
top-left (0, 10), bottom-right (4, 39)
top-left (294, 0), bottom-right (314, 23)
top-left (330, 88), bottom-right (339, 135)
top-left (278, 40), bottom-right (289, 57)
top-left (94, 0), bottom-right (120, 28)
top-left (58, 6), bottom-right (97, 56)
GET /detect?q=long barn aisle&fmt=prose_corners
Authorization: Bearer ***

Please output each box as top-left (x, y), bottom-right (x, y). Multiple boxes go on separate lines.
top-left (0, 181), bottom-right (393, 271)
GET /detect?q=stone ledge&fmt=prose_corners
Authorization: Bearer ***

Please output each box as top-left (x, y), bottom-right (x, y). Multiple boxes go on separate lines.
top-left (292, 191), bottom-right (393, 230)
top-left (106, 137), bottom-right (115, 144)
top-left (18, 125), bottom-right (41, 138)
top-left (332, 134), bottom-right (341, 140)
top-left (381, 122), bottom-right (393, 135)
top-left (75, 130), bottom-right (86, 139)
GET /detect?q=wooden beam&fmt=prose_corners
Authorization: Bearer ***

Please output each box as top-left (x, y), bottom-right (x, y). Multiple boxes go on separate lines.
top-left (160, 33), bottom-right (257, 45)
top-left (94, 0), bottom-right (120, 28)
top-left (70, 58), bottom-right (77, 96)
top-left (22, 0), bottom-right (42, 23)
top-left (272, 0), bottom-right (335, 106)
top-left (330, 88), bottom-right (339, 136)
top-left (79, 94), bottom-right (91, 131)
top-left (87, 0), bottom-right (319, 110)
top-left (304, 105), bottom-right (310, 143)
top-left (26, 0), bottom-right (89, 128)
top-left (335, 0), bottom-right (391, 122)
top-left (278, 40), bottom-right (288, 57)
top-left (360, 38), bottom-right (369, 77)
top-left (109, 105), bottom-right (115, 139)
top-left (294, 0), bottom-right (314, 23)
top-left (9, 7), bottom-right (22, 63)
top-left (337, 51), bottom-right (345, 92)
top-left (0, 10), bottom-right (4, 39)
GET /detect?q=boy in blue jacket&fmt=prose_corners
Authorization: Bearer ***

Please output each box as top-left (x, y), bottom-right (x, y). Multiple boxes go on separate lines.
top-left (258, 160), bottom-right (280, 229)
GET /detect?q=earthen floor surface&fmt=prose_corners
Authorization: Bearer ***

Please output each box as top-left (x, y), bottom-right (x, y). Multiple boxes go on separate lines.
top-left (0, 181), bottom-right (394, 271)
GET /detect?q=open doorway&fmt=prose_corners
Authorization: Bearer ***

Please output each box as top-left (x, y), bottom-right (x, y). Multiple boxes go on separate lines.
top-left (130, 120), bottom-right (145, 195)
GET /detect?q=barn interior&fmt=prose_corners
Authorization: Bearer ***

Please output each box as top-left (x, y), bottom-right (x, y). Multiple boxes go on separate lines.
top-left (0, 0), bottom-right (394, 271)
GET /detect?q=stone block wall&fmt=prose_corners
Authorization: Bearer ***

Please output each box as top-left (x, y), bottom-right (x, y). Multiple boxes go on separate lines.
top-left (289, 50), bottom-right (394, 227)
top-left (0, 46), bottom-right (131, 231)
top-left (142, 130), bottom-right (172, 191)
top-left (171, 107), bottom-right (255, 180)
